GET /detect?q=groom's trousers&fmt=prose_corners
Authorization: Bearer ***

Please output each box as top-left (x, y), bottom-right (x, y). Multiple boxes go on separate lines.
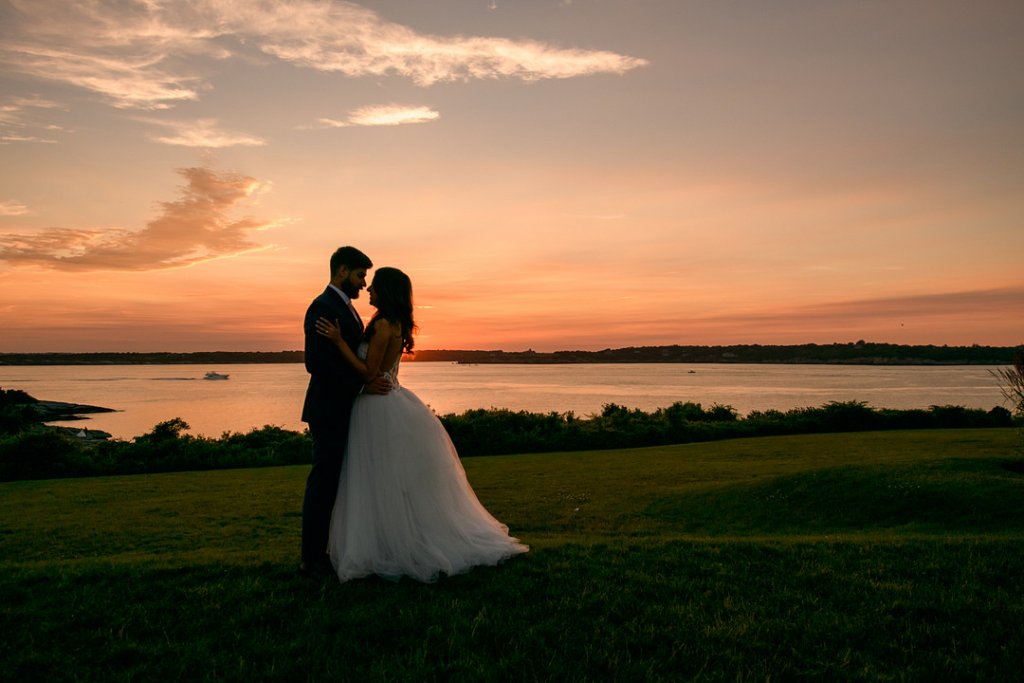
top-left (302, 420), bottom-right (349, 564)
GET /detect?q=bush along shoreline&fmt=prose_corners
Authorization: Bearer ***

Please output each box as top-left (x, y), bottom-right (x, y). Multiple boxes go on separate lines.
top-left (1, 387), bottom-right (1017, 482)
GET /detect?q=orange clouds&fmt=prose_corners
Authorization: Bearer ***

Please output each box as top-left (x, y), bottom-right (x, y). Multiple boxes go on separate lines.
top-left (0, 167), bottom-right (274, 271)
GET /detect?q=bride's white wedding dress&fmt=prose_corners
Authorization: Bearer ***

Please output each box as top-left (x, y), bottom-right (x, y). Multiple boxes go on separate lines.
top-left (328, 344), bottom-right (528, 582)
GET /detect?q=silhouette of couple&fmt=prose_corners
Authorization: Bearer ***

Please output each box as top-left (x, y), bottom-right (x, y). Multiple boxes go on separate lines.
top-left (300, 246), bottom-right (527, 582)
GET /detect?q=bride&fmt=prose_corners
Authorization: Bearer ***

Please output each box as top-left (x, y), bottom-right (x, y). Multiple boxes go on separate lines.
top-left (315, 267), bottom-right (528, 583)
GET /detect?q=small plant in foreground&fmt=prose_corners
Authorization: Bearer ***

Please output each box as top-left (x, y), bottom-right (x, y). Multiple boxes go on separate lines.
top-left (991, 350), bottom-right (1024, 417)
top-left (991, 349), bottom-right (1024, 451)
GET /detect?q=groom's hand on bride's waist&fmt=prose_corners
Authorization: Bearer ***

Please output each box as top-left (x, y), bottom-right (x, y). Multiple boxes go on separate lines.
top-left (363, 374), bottom-right (392, 395)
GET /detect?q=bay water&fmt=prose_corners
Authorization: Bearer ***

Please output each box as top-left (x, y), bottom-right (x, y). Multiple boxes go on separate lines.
top-left (1, 363), bottom-right (1008, 440)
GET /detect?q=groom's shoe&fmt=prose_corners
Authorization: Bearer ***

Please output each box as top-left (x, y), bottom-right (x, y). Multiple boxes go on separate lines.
top-left (298, 559), bottom-right (334, 580)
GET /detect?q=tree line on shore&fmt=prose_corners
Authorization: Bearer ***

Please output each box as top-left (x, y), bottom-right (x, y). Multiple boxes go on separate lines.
top-left (415, 342), bottom-right (1021, 365)
top-left (1, 341), bottom-right (1020, 366)
top-left (1, 386), bottom-right (1017, 482)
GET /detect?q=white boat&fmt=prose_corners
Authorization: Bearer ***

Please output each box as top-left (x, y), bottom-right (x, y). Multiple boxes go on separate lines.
top-left (203, 371), bottom-right (230, 380)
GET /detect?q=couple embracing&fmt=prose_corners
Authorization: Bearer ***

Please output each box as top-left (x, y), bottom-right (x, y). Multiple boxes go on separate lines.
top-left (300, 246), bottom-right (528, 582)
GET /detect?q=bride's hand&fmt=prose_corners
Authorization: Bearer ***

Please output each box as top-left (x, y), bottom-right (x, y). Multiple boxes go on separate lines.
top-left (315, 317), bottom-right (343, 343)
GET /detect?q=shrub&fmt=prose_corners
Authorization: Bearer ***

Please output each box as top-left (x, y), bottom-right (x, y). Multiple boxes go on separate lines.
top-left (439, 408), bottom-right (578, 456)
top-left (0, 387), bottom-right (37, 408)
top-left (818, 400), bottom-right (884, 431)
top-left (0, 427), bottom-right (88, 481)
top-left (0, 403), bottom-right (35, 436)
top-left (132, 417), bottom-right (191, 444)
top-left (988, 406), bottom-right (1013, 427)
top-left (219, 425), bottom-right (312, 466)
top-left (928, 404), bottom-right (985, 428)
top-left (706, 404), bottom-right (739, 422)
top-left (0, 388), bottom-right (40, 436)
top-left (0, 396), bottom-right (1015, 481)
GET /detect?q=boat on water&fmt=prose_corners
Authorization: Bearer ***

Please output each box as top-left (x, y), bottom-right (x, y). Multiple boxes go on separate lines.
top-left (203, 371), bottom-right (230, 380)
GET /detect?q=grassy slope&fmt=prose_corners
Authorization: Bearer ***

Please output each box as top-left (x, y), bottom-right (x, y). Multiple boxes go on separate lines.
top-left (2, 429), bottom-right (1022, 681)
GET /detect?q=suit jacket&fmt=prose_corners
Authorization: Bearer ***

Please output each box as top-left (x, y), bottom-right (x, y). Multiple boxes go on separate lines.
top-left (301, 287), bottom-right (365, 425)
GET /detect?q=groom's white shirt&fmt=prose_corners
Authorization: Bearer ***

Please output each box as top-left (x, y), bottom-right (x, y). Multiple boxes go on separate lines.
top-left (328, 284), bottom-right (363, 326)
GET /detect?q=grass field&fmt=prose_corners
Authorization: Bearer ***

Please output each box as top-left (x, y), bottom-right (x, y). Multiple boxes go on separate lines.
top-left (2, 428), bottom-right (1022, 681)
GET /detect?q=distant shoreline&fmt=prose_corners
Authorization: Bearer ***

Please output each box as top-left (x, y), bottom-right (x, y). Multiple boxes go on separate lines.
top-left (0, 343), bottom-right (1018, 366)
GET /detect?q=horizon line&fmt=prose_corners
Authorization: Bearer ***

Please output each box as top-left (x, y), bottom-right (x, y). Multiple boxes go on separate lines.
top-left (1, 341), bottom-right (1021, 356)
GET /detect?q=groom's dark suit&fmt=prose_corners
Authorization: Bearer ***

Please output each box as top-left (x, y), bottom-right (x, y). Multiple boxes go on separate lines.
top-left (300, 286), bottom-right (365, 565)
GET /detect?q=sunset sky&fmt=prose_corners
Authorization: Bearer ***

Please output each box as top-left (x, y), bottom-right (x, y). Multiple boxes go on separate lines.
top-left (1, 0), bottom-right (1022, 353)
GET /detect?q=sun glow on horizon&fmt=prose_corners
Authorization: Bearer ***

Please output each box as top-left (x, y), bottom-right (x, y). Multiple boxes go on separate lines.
top-left (1, 1), bottom-right (1022, 352)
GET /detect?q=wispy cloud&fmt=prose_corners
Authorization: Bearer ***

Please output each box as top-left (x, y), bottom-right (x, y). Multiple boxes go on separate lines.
top-left (0, 167), bottom-right (275, 271)
top-left (786, 286), bottom-right (1024, 321)
top-left (254, 2), bottom-right (649, 85)
top-left (3, 44), bottom-right (203, 110)
top-left (144, 118), bottom-right (266, 147)
top-left (0, 94), bottom-right (66, 143)
top-left (0, 133), bottom-right (58, 144)
top-left (0, 0), bottom-right (647, 110)
top-left (317, 104), bottom-right (440, 128)
top-left (686, 285), bottom-right (1024, 336)
top-left (0, 200), bottom-right (30, 216)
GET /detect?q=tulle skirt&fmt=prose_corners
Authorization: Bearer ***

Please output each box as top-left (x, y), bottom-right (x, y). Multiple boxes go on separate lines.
top-left (328, 385), bottom-right (528, 583)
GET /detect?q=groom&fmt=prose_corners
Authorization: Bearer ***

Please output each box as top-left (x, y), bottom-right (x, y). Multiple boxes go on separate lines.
top-left (300, 245), bottom-right (384, 577)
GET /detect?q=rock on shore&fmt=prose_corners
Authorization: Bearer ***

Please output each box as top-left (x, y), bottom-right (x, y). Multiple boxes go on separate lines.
top-left (29, 400), bottom-right (116, 422)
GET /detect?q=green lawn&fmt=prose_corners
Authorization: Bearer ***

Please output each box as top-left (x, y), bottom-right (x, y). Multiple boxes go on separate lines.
top-left (2, 429), bottom-right (1022, 681)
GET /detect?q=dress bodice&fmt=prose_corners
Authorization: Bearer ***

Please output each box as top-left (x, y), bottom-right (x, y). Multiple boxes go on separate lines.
top-left (357, 342), bottom-right (401, 385)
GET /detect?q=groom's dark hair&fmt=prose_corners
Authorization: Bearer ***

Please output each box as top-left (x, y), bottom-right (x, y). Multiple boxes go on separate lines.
top-left (330, 246), bottom-right (372, 276)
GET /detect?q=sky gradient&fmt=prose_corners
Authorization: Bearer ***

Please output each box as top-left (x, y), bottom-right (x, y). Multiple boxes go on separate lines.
top-left (2, 0), bottom-right (1022, 352)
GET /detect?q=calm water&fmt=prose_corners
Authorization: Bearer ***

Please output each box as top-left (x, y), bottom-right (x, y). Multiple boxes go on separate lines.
top-left (1, 362), bottom-right (1009, 440)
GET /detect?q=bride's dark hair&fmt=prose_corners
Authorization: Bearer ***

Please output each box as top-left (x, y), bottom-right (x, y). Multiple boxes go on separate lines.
top-left (365, 267), bottom-right (415, 353)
